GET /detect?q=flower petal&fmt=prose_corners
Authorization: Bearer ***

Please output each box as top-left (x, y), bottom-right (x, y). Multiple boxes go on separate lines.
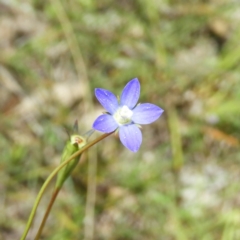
top-left (120, 78), bottom-right (140, 109)
top-left (93, 114), bottom-right (118, 133)
top-left (95, 88), bottom-right (119, 114)
top-left (119, 125), bottom-right (142, 152)
top-left (132, 103), bottom-right (164, 124)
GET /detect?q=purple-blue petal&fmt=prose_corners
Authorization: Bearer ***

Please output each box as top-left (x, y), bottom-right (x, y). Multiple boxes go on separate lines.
top-left (120, 78), bottom-right (140, 109)
top-left (93, 114), bottom-right (118, 133)
top-left (132, 103), bottom-right (164, 124)
top-left (119, 125), bottom-right (142, 152)
top-left (95, 88), bottom-right (119, 114)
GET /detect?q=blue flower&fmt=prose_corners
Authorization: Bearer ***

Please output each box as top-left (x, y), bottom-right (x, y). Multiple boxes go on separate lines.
top-left (93, 78), bottom-right (164, 152)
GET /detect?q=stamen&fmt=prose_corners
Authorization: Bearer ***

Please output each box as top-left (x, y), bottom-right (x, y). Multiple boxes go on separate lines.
top-left (113, 105), bottom-right (133, 125)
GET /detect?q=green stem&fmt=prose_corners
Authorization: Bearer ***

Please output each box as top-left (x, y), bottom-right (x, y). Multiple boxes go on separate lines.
top-left (20, 132), bottom-right (113, 240)
top-left (34, 188), bottom-right (60, 240)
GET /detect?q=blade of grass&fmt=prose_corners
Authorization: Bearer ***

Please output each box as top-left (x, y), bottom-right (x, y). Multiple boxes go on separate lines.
top-left (50, 1), bottom-right (97, 239)
top-left (168, 107), bottom-right (184, 172)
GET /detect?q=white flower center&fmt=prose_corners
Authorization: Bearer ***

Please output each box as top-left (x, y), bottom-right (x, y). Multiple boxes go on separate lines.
top-left (113, 105), bottom-right (133, 125)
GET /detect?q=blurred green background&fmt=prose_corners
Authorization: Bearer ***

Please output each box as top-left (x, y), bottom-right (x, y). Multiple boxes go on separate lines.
top-left (1, 0), bottom-right (240, 239)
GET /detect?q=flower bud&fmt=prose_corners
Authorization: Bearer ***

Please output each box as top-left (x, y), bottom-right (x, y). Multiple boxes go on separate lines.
top-left (55, 134), bottom-right (87, 189)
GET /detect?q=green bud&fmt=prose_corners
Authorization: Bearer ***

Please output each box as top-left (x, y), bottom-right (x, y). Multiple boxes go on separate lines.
top-left (55, 134), bottom-right (87, 189)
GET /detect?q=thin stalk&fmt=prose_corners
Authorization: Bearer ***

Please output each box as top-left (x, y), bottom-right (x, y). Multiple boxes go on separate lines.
top-left (20, 132), bottom-right (113, 240)
top-left (34, 188), bottom-right (60, 240)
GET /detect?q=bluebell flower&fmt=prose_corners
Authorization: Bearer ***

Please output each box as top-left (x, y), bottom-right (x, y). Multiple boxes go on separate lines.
top-left (93, 78), bottom-right (164, 152)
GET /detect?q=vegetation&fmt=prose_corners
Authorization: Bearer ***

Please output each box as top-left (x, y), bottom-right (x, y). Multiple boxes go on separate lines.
top-left (1, 0), bottom-right (240, 239)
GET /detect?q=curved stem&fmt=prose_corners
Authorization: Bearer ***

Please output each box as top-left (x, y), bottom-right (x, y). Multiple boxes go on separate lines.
top-left (34, 188), bottom-right (60, 240)
top-left (20, 132), bottom-right (113, 240)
